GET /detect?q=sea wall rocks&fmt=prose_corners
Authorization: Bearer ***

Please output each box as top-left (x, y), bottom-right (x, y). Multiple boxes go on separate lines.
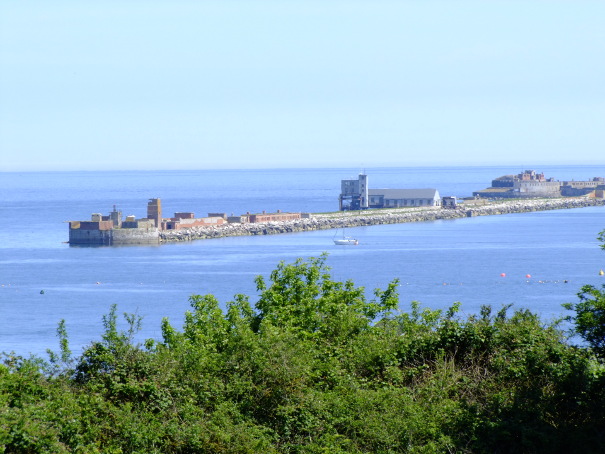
top-left (159, 198), bottom-right (605, 243)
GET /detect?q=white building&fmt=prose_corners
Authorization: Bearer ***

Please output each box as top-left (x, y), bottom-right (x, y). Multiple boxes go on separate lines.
top-left (368, 189), bottom-right (441, 208)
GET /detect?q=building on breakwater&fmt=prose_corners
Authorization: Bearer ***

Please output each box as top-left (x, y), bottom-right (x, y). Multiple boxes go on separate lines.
top-left (227, 211), bottom-right (303, 224)
top-left (68, 198), bottom-right (302, 245)
top-left (368, 188), bottom-right (441, 208)
top-left (442, 196), bottom-right (458, 208)
top-left (339, 173), bottom-right (369, 210)
top-left (339, 173), bottom-right (443, 210)
top-left (68, 204), bottom-right (159, 246)
top-left (473, 170), bottom-right (605, 198)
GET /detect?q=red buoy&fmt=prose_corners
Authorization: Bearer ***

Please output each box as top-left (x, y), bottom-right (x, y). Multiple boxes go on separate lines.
top-left (526, 274), bottom-right (531, 279)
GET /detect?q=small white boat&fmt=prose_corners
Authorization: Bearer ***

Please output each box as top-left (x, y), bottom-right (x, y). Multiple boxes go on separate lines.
top-left (333, 229), bottom-right (358, 245)
top-left (334, 237), bottom-right (359, 245)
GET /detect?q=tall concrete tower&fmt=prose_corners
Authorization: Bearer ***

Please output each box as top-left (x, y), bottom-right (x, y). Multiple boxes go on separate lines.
top-left (147, 198), bottom-right (162, 228)
top-left (358, 173), bottom-right (368, 209)
top-left (339, 173), bottom-right (369, 210)
top-left (109, 205), bottom-right (122, 227)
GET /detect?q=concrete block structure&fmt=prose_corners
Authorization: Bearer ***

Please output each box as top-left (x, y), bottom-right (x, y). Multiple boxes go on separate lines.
top-left (339, 173), bottom-right (369, 210)
top-left (68, 221), bottom-right (115, 245)
top-left (227, 215), bottom-right (249, 224)
top-left (442, 196), bottom-right (458, 208)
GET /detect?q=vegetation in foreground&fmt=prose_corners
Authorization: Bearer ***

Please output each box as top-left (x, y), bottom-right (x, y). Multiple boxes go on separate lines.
top-left (2, 237), bottom-right (605, 452)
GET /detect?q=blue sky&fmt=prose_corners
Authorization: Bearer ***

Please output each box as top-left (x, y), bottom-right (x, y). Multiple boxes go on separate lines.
top-left (1, 1), bottom-right (604, 171)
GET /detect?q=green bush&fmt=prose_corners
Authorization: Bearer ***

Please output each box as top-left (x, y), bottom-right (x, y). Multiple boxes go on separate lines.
top-left (1, 253), bottom-right (605, 453)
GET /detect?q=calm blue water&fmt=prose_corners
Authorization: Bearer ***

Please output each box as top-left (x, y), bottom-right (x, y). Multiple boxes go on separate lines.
top-left (1, 166), bottom-right (605, 356)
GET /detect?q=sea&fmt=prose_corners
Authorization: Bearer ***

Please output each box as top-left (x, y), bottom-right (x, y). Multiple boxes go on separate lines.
top-left (1, 165), bottom-right (605, 357)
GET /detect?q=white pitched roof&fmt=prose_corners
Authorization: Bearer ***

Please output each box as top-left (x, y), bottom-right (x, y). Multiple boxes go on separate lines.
top-left (369, 188), bottom-right (440, 199)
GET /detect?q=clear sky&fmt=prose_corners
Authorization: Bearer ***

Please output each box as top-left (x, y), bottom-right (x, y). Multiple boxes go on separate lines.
top-left (1, 1), bottom-right (604, 171)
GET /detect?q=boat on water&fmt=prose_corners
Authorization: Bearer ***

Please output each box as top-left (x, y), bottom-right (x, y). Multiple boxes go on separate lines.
top-left (333, 229), bottom-right (359, 245)
top-left (334, 237), bottom-right (359, 245)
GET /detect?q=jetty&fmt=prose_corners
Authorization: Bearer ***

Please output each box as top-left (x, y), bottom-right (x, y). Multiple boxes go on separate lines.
top-left (159, 197), bottom-right (605, 243)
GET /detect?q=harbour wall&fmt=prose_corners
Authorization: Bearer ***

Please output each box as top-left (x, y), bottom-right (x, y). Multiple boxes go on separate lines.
top-left (69, 227), bottom-right (159, 245)
top-left (111, 227), bottom-right (160, 245)
top-left (159, 197), bottom-right (605, 243)
top-left (69, 227), bottom-right (113, 245)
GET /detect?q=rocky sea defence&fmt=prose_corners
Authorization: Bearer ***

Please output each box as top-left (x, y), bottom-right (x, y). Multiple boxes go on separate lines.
top-left (159, 198), bottom-right (605, 243)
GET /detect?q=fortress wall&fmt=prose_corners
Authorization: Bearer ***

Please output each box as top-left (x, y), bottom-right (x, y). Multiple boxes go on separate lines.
top-left (111, 228), bottom-right (160, 245)
top-left (564, 181), bottom-right (602, 189)
top-left (69, 228), bottom-right (113, 245)
top-left (514, 181), bottom-right (561, 194)
top-left (70, 227), bottom-right (159, 245)
top-left (178, 217), bottom-right (226, 227)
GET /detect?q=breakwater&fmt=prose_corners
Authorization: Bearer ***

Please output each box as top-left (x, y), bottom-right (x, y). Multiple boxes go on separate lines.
top-left (159, 197), bottom-right (605, 243)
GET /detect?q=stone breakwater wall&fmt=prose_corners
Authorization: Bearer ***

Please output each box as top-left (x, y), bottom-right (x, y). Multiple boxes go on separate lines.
top-left (159, 198), bottom-right (605, 243)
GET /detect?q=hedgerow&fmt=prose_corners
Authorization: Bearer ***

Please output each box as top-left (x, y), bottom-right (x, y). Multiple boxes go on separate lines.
top-left (2, 247), bottom-right (605, 453)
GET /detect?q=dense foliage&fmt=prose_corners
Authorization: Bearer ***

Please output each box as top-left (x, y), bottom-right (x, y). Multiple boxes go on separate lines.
top-left (2, 250), bottom-right (605, 453)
